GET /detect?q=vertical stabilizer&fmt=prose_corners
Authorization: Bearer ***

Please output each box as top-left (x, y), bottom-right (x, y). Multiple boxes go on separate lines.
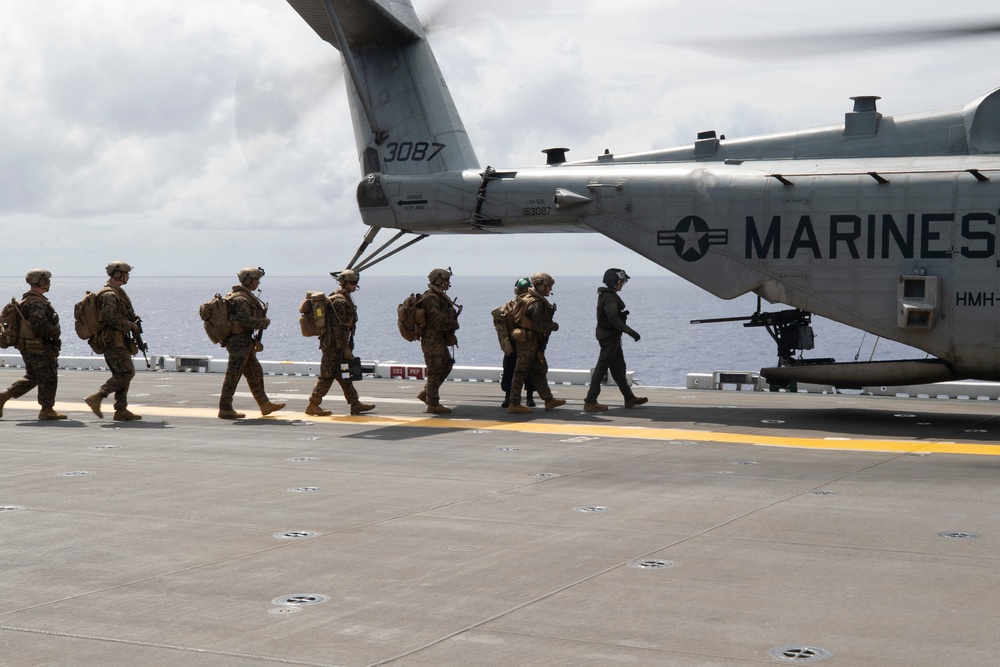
top-left (286, 0), bottom-right (480, 176)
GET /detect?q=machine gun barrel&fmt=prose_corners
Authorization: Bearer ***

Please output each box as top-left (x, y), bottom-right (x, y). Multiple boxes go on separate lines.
top-left (690, 315), bottom-right (754, 325)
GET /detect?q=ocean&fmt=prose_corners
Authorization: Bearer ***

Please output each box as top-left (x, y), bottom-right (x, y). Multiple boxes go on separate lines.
top-left (0, 275), bottom-right (922, 387)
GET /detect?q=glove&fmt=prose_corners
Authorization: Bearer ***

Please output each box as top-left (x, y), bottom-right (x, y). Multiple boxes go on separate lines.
top-left (344, 350), bottom-right (355, 361)
top-left (261, 317), bottom-right (271, 329)
top-left (627, 329), bottom-right (640, 342)
top-left (550, 321), bottom-right (559, 332)
top-left (128, 322), bottom-right (141, 333)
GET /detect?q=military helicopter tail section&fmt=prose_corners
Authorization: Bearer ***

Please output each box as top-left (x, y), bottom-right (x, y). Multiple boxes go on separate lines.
top-left (286, 0), bottom-right (480, 179)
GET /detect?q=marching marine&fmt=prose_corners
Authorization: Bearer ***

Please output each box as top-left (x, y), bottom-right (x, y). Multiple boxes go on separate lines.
top-left (304, 270), bottom-right (375, 416)
top-left (218, 267), bottom-right (286, 419)
top-left (507, 272), bottom-right (566, 414)
top-left (584, 268), bottom-right (648, 411)
top-left (84, 261), bottom-right (143, 421)
top-left (0, 269), bottom-right (66, 420)
top-left (418, 268), bottom-right (460, 414)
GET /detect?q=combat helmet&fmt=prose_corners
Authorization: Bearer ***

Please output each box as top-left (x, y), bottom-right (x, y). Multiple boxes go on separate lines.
top-left (333, 269), bottom-right (360, 285)
top-left (428, 267), bottom-right (452, 288)
top-left (602, 268), bottom-right (630, 287)
top-left (530, 272), bottom-right (555, 288)
top-left (106, 261), bottom-right (133, 277)
top-left (237, 266), bottom-right (265, 285)
top-left (25, 269), bottom-right (52, 286)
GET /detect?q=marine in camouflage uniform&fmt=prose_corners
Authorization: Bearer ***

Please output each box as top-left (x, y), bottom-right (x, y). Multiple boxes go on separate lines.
top-left (507, 272), bottom-right (566, 414)
top-left (418, 268), bottom-right (460, 414)
top-left (0, 269), bottom-right (66, 420)
top-left (84, 261), bottom-right (143, 421)
top-left (218, 267), bottom-right (286, 419)
top-left (499, 277), bottom-right (535, 408)
top-left (305, 269), bottom-right (375, 417)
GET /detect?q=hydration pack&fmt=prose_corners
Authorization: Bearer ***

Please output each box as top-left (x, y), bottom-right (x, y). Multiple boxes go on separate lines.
top-left (199, 293), bottom-right (233, 345)
top-left (74, 290), bottom-right (106, 340)
top-left (396, 293), bottom-right (427, 342)
top-left (298, 291), bottom-right (328, 337)
top-left (0, 298), bottom-right (21, 349)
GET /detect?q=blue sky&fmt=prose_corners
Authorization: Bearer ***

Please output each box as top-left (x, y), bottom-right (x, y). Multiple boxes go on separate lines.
top-left (4, 0), bottom-right (1000, 277)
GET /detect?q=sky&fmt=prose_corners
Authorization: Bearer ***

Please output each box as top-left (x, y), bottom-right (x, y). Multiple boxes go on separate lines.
top-left (4, 0), bottom-right (1000, 278)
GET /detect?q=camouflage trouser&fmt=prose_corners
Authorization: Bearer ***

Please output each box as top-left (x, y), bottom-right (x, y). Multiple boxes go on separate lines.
top-left (510, 336), bottom-right (553, 405)
top-left (220, 334), bottom-right (267, 410)
top-left (8, 345), bottom-right (59, 409)
top-left (99, 345), bottom-right (136, 411)
top-left (421, 335), bottom-right (454, 405)
top-left (309, 346), bottom-right (359, 406)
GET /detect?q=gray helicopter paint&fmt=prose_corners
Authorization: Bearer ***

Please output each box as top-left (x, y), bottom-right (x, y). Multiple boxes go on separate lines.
top-left (286, 0), bottom-right (1000, 384)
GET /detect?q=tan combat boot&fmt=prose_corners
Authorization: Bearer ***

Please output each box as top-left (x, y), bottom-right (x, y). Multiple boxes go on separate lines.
top-left (507, 403), bottom-right (532, 414)
top-left (624, 396), bottom-right (649, 408)
top-left (39, 406), bottom-right (67, 420)
top-left (0, 390), bottom-right (11, 418)
top-left (350, 401), bottom-right (376, 415)
top-left (260, 401), bottom-right (286, 416)
top-left (584, 401), bottom-right (608, 412)
top-left (425, 403), bottom-right (451, 414)
top-left (84, 393), bottom-right (104, 418)
top-left (416, 390), bottom-right (427, 404)
top-left (218, 408), bottom-right (246, 419)
top-left (113, 408), bottom-right (142, 421)
top-left (544, 398), bottom-right (566, 411)
top-left (305, 401), bottom-right (332, 417)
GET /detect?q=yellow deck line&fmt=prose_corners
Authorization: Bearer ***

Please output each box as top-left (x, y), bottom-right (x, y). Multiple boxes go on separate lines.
top-left (5, 400), bottom-right (1000, 457)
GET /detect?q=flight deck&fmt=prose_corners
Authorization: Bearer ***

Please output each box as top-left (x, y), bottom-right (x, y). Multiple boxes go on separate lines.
top-left (2, 368), bottom-right (999, 666)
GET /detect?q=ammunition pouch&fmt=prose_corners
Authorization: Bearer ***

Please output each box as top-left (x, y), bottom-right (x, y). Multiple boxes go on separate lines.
top-left (19, 338), bottom-right (45, 355)
top-left (88, 338), bottom-right (104, 355)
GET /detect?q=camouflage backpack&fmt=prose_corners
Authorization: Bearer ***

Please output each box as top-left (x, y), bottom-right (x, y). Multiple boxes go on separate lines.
top-left (74, 290), bottom-right (107, 340)
top-left (491, 299), bottom-right (519, 355)
top-left (396, 293), bottom-right (428, 342)
top-left (199, 293), bottom-right (233, 345)
top-left (298, 291), bottom-right (328, 337)
top-left (0, 298), bottom-right (21, 349)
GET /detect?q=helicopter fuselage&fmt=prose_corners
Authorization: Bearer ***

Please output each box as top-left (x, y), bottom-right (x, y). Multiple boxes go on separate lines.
top-left (360, 154), bottom-right (1000, 380)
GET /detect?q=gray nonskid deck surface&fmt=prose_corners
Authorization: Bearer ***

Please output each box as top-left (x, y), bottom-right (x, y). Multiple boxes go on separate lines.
top-left (2, 368), bottom-right (999, 666)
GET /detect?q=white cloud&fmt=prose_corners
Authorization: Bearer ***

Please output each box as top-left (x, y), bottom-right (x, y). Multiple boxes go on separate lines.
top-left (3, 0), bottom-right (1000, 278)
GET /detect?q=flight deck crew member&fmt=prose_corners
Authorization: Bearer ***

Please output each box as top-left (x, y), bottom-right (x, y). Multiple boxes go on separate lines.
top-left (217, 267), bottom-right (286, 419)
top-left (0, 269), bottom-right (66, 420)
top-left (507, 272), bottom-right (566, 414)
top-left (304, 269), bottom-right (375, 416)
top-left (84, 261), bottom-right (143, 421)
top-left (499, 277), bottom-right (535, 408)
top-left (584, 268), bottom-right (648, 411)
top-left (417, 268), bottom-right (460, 414)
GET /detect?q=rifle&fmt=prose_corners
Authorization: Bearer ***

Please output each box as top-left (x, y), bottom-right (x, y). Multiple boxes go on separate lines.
top-left (132, 316), bottom-right (150, 369)
top-left (253, 301), bottom-right (268, 353)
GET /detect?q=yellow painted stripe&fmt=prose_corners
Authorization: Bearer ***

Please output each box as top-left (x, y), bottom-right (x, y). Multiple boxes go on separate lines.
top-left (6, 400), bottom-right (1000, 457)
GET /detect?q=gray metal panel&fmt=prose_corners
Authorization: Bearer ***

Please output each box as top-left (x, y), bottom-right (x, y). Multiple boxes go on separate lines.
top-left (285, 0), bottom-right (420, 50)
